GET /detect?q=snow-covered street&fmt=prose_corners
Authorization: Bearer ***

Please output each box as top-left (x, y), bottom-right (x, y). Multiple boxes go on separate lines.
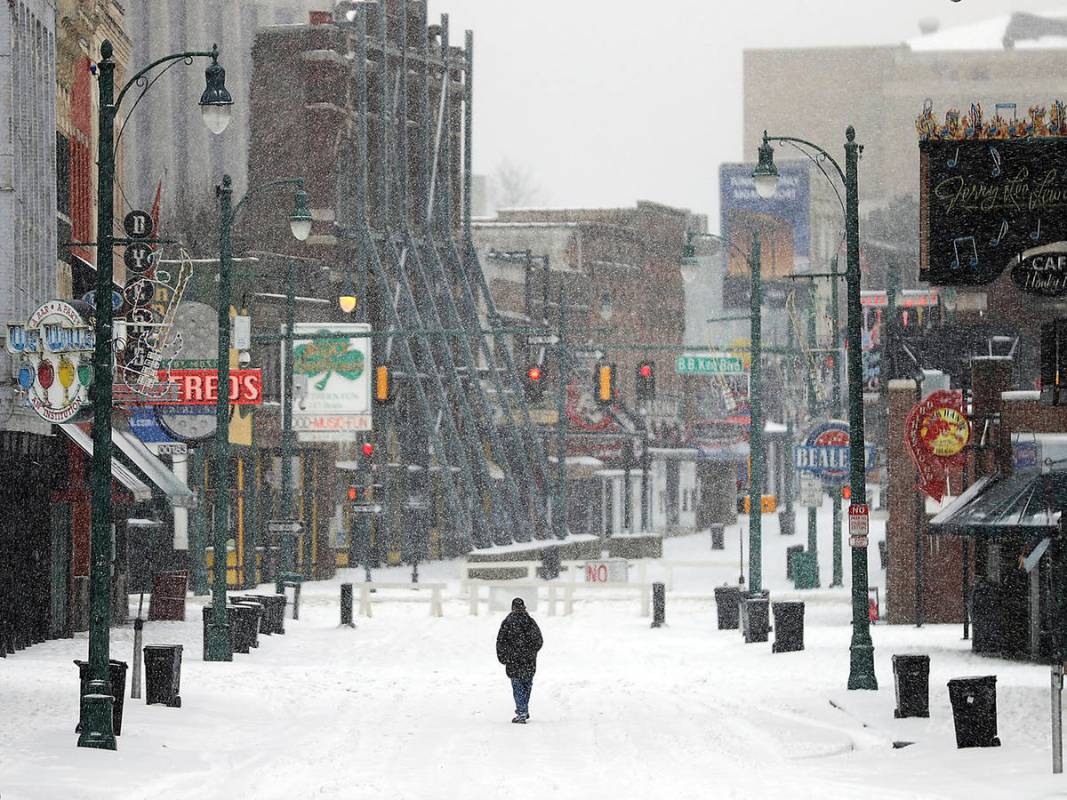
top-left (1, 508), bottom-right (1064, 799)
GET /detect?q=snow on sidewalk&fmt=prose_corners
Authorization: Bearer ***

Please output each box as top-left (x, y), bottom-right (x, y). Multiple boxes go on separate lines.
top-left (0, 507), bottom-right (1064, 799)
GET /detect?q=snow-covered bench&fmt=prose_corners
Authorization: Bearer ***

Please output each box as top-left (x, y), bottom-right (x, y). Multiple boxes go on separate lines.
top-left (358, 582), bottom-right (445, 618)
top-left (465, 579), bottom-right (652, 618)
top-left (459, 560), bottom-right (541, 591)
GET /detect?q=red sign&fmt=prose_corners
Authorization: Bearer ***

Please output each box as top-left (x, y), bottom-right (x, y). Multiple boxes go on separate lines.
top-left (153, 369), bottom-right (263, 405)
top-left (905, 389), bottom-right (969, 502)
top-left (848, 503), bottom-right (869, 547)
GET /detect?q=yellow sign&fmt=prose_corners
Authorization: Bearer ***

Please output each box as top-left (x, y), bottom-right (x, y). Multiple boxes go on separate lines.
top-left (743, 495), bottom-right (778, 514)
top-left (919, 406), bottom-right (969, 457)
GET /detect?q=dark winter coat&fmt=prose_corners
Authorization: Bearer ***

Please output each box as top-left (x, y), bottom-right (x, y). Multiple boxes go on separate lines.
top-left (496, 610), bottom-right (543, 680)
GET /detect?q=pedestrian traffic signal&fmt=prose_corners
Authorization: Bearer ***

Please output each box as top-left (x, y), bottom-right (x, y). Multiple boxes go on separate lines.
top-left (374, 364), bottom-right (392, 403)
top-left (347, 485), bottom-right (360, 503)
top-left (635, 360), bottom-right (656, 406)
top-left (523, 364), bottom-right (545, 402)
top-left (595, 363), bottom-right (615, 406)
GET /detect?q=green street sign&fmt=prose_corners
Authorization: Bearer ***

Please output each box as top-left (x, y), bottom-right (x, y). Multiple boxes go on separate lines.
top-left (675, 353), bottom-right (745, 375)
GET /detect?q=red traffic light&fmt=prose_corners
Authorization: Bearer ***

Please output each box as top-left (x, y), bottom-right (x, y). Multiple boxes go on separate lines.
top-left (639, 363), bottom-right (653, 379)
top-left (841, 485), bottom-right (851, 500)
top-left (527, 366), bottom-right (542, 382)
top-left (361, 442), bottom-right (375, 458)
top-left (347, 485), bottom-right (359, 502)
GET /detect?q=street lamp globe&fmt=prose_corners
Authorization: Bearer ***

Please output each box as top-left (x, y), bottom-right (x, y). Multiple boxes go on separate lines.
top-left (599, 292), bottom-right (614, 322)
top-left (198, 48), bottom-right (233, 135)
top-left (680, 243), bottom-right (699, 284)
top-left (338, 294), bottom-right (357, 314)
top-left (752, 132), bottom-right (780, 200)
top-left (289, 189), bottom-right (313, 241)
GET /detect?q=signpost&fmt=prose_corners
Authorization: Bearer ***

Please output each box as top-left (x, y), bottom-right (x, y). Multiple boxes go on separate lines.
top-left (268, 519), bottom-right (304, 535)
top-left (675, 352), bottom-right (745, 376)
top-left (799, 475), bottom-right (823, 508)
top-left (526, 334), bottom-right (559, 346)
top-left (848, 503), bottom-right (869, 548)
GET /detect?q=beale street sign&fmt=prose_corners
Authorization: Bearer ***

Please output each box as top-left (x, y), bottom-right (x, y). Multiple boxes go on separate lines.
top-left (794, 420), bottom-right (877, 487)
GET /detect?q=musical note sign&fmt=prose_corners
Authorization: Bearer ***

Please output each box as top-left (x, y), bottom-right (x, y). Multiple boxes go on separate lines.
top-left (919, 138), bottom-right (1067, 288)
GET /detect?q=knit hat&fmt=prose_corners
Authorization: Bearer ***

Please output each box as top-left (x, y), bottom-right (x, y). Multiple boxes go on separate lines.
top-left (512, 597), bottom-right (525, 611)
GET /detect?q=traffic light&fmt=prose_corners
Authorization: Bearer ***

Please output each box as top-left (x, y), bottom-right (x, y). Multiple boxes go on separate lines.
top-left (595, 362), bottom-right (615, 406)
top-left (346, 485), bottom-right (361, 503)
top-left (523, 364), bottom-right (545, 402)
top-left (374, 364), bottom-right (392, 404)
top-left (361, 442), bottom-right (375, 458)
top-left (635, 360), bottom-right (656, 406)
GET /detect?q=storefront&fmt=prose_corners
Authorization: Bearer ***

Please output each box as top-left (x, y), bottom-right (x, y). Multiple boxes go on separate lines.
top-left (930, 467), bottom-right (1064, 661)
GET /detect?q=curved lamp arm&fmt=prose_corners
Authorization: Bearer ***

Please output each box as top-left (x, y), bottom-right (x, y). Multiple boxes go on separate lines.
top-left (115, 45), bottom-right (221, 110)
top-left (225, 177), bottom-right (308, 227)
top-left (691, 231), bottom-right (756, 264)
top-left (762, 132), bottom-right (846, 184)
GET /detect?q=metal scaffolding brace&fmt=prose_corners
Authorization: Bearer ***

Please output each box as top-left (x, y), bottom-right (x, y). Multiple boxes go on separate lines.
top-left (338, 1), bottom-right (553, 552)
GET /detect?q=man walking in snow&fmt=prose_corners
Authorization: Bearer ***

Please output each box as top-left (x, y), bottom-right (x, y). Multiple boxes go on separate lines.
top-left (496, 597), bottom-right (543, 724)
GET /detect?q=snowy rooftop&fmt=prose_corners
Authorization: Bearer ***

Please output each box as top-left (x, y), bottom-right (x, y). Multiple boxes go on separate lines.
top-left (908, 10), bottom-right (1067, 51)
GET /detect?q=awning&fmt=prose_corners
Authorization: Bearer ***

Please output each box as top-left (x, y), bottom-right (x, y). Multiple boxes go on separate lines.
top-left (112, 429), bottom-right (194, 507)
top-left (59, 423), bottom-right (152, 502)
top-left (928, 471), bottom-right (1067, 539)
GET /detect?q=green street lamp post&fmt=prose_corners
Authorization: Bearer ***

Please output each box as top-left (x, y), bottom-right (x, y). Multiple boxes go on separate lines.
top-left (747, 230), bottom-right (763, 592)
top-left (81, 39), bottom-right (233, 750)
top-left (681, 230), bottom-right (765, 592)
top-left (204, 176), bottom-right (311, 662)
top-left (753, 126), bottom-right (877, 690)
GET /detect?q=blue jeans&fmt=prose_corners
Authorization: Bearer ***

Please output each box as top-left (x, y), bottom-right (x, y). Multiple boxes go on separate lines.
top-left (511, 677), bottom-right (533, 717)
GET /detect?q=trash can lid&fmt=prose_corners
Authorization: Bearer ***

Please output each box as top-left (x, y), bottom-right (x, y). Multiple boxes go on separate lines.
top-left (947, 675), bottom-right (996, 685)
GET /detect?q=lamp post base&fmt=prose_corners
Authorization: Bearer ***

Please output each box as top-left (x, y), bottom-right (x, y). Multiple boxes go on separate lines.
top-left (76, 692), bottom-right (116, 750)
top-left (204, 623), bottom-right (233, 662)
top-left (847, 642), bottom-right (878, 690)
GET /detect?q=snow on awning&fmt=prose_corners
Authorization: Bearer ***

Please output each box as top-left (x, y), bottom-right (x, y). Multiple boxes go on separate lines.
top-left (112, 429), bottom-right (194, 506)
top-left (928, 471), bottom-right (1066, 539)
top-left (59, 423), bottom-right (151, 502)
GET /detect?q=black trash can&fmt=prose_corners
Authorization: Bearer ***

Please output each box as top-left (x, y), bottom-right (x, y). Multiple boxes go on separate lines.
top-left (786, 545), bottom-right (804, 580)
top-left (74, 659), bottom-right (128, 735)
top-left (710, 524), bottom-right (725, 551)
top-left (143, 645), bottom-right (183, 708)
top-left (947, 675), bottom-right (1000, 748)
top-left (772, 602), bottom-right (804, 653)
top-left (892, 654), bottom-right (930, 718)
top-left (228, 604), bottom-right (253, 654)
top-left (248, 594), bottom-right (285, 635)
top-left (740, 592), bottom-right (770, 643)
top-left (236, 601), bottom-right (262, 648)
top-left (714, 585), bottom-right (742, 630)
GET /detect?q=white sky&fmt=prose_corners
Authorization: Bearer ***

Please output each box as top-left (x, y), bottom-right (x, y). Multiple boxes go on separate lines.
top-left (427, 0), bottom-right (1067, 221)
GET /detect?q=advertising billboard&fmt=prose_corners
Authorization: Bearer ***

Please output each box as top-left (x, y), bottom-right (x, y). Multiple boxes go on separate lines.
top-left (719, 162), bottom-right (810, 308)
top-left (917, 104), bottom-right (1067, 293)
top-left (290, 323), bottom-right (372, 442)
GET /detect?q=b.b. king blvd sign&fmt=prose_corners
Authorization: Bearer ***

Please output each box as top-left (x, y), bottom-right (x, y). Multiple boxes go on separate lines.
top-left (794, 420), bottom-right (877, 487)
top-left (6, 300), bottom-right (95, 423)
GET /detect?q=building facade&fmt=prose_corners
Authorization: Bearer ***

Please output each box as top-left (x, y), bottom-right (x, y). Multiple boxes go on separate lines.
top-left (122, 0), bottom-right (323, 232)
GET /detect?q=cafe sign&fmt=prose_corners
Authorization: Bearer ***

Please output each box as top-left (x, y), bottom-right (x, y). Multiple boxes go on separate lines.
top-left (6, 300), bottom-right (95, 423)
top-left (1010, 244), bottom-right (1067, 297)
